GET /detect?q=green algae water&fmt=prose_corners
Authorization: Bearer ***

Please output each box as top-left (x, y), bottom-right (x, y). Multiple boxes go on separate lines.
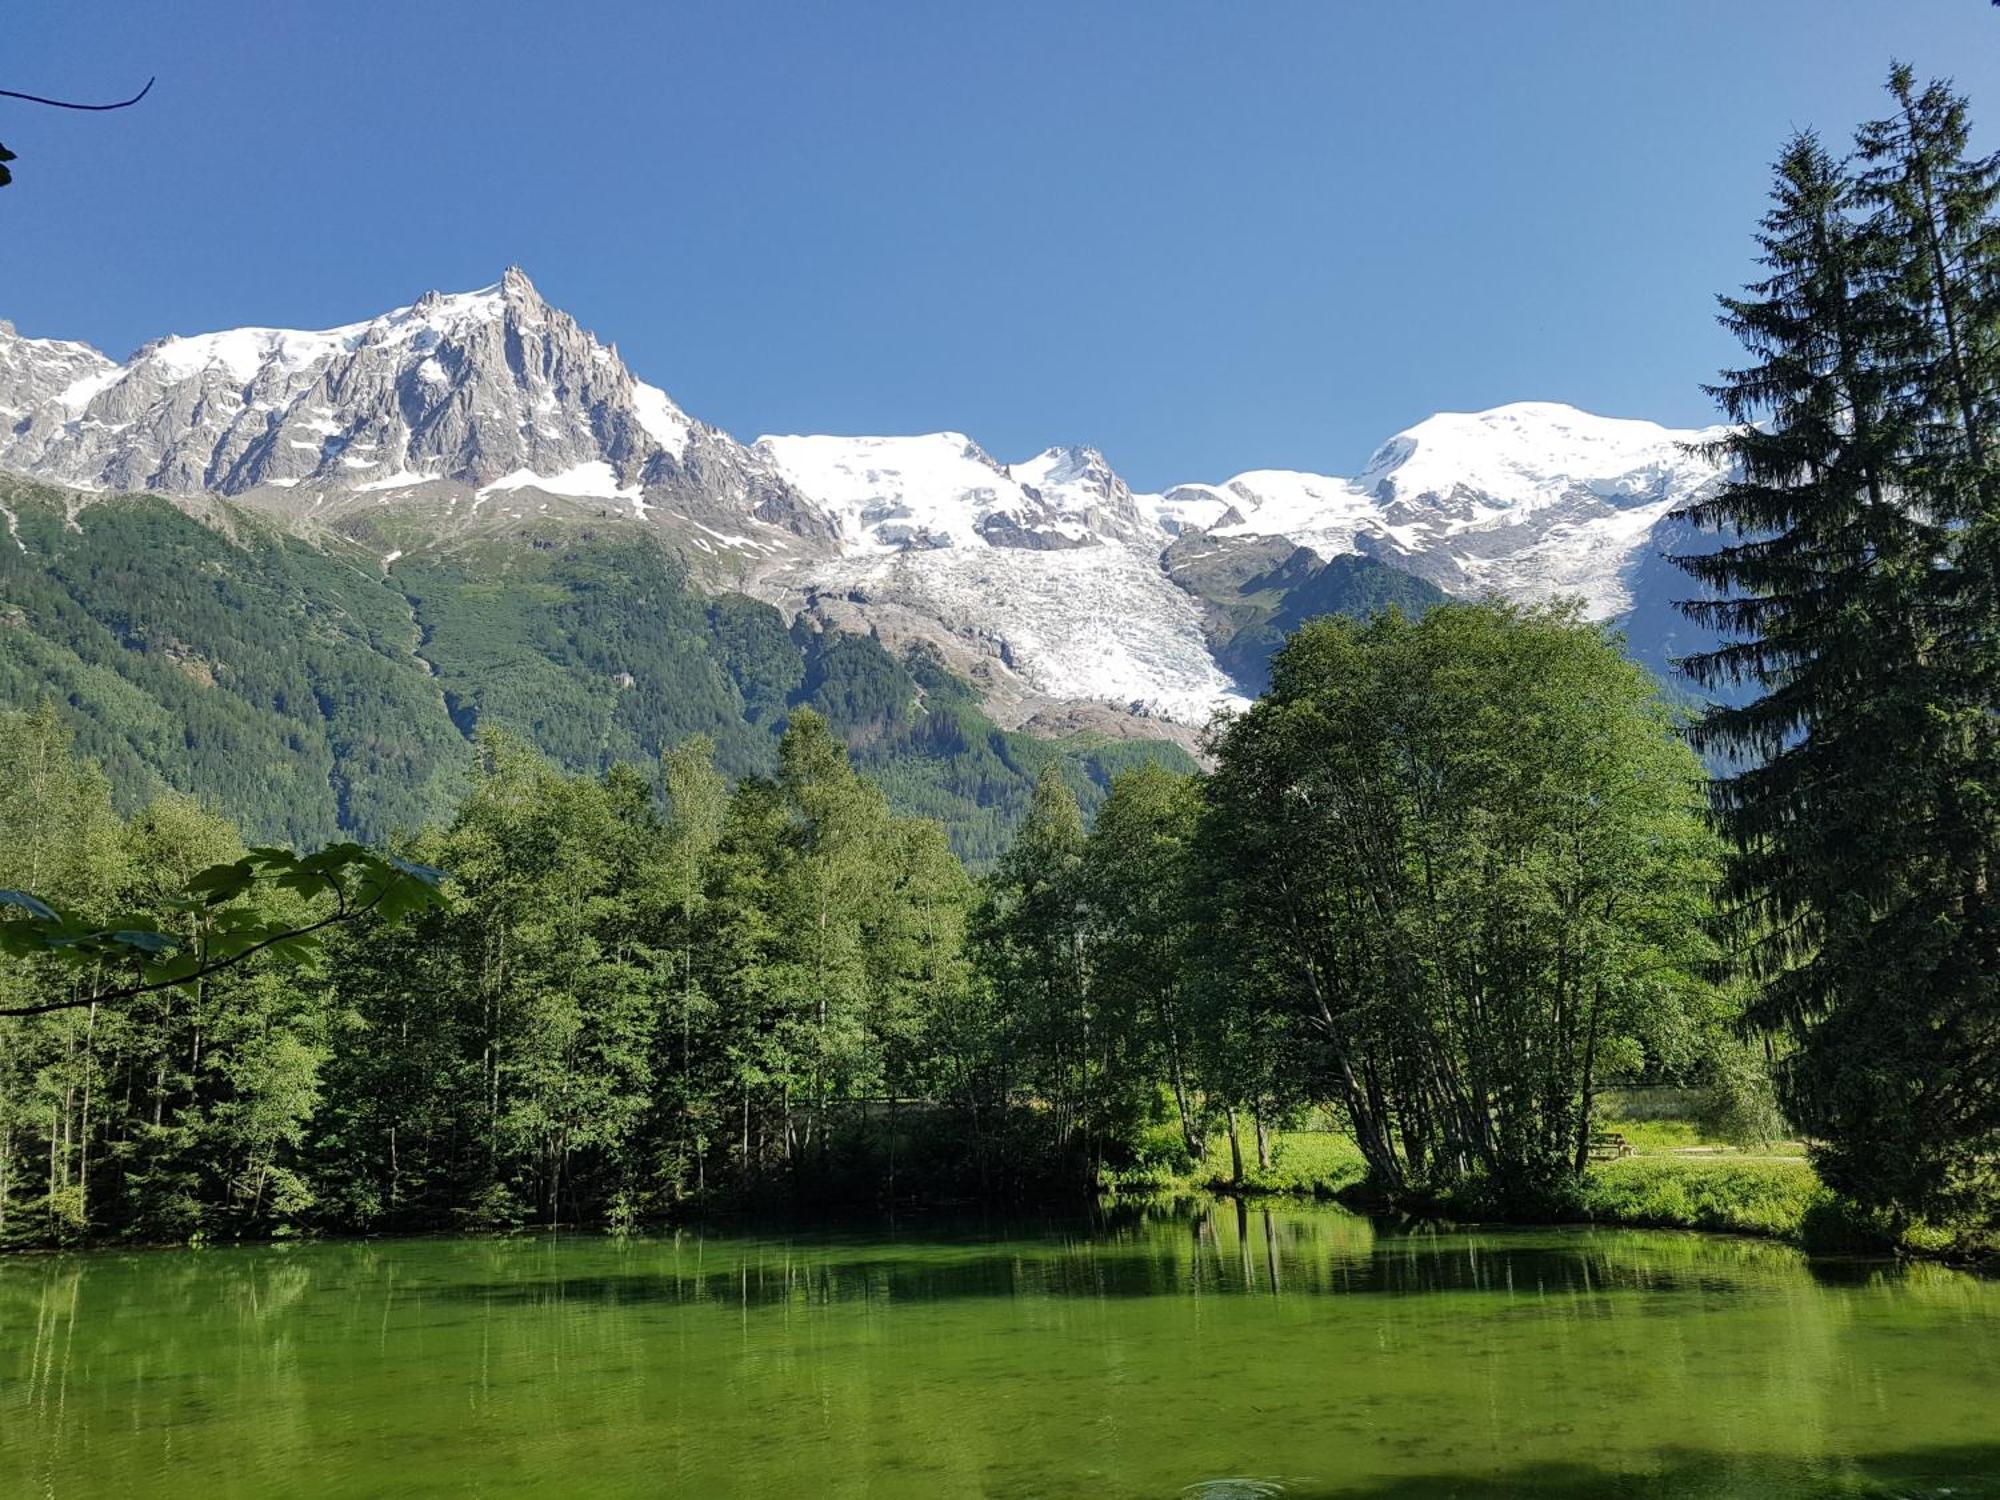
top-left (2, 1203), bottom-right (1995, 1499)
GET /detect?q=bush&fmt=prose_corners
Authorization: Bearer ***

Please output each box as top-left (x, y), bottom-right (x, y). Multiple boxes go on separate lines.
top-left (1694, 1041), bottom-right (1790, 1147)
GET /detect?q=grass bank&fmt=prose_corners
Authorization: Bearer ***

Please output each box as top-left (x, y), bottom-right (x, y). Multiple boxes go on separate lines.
top-left (1108, 1124), bottom-right (1995, 1267)
top-left (1579, 1154), bottom-right (1823, 1239)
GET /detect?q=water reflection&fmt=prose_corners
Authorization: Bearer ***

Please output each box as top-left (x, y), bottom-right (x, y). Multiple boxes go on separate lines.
top-left (0, 1202), bottom-right (1994, 1500)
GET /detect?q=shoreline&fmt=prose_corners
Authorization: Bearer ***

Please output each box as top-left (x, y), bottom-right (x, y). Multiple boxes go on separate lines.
top-left (4, 1137), bottom-right (1993, 1272)
top-left (1103, 1132), bottom-right (1999, 1273)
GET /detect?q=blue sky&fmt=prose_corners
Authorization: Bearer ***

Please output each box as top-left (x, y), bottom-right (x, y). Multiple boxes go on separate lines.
top-left (4, 2), bottom-right (1997, 489)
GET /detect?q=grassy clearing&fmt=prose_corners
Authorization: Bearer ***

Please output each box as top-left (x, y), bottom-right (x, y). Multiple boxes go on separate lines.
top-left (1598, 1113), bottom-right (1809, 1157)
top-left (1195, 1131), bottom-right (1370, 1196)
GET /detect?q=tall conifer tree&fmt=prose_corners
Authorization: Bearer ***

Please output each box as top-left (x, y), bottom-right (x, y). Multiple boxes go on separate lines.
top-left (1850, 68), bottom-right (2000, 1223)
top-left (1681, 100), bottom-right (2000, 1226)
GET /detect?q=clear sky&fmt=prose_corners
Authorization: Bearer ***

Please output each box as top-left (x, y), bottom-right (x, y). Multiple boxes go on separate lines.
top-left (4, 2), bottom-right (1998, 490)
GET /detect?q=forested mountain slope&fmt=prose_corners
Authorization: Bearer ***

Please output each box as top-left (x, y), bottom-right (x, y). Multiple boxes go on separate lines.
top-left (0, 477), bottom-right (1187, 863)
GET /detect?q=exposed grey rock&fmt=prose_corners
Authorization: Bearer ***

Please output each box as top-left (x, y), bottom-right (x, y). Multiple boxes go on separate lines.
top-left (0, 324), bottom-right (116, 430)
top-left (0, 281), bottom-right (1733, 731)
top-left (0, 269), bottom-right (832, 557)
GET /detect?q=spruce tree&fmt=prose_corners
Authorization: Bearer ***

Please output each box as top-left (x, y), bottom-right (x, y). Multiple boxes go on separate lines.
top-left (1679, 108), bottom-right (1999, 1227)
top-left (1850, 67), bottom-right (2000, 1224)
top-left (1676, 131), bottom-right (1934, 985)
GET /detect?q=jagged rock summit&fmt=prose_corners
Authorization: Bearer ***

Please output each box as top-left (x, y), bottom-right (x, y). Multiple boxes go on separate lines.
top-left (3, 269), bottom-right (671, 493)
top-left (0, 270), bottom-right (825, 563)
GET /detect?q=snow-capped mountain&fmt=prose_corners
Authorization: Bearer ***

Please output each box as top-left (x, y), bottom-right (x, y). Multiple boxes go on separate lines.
top-left (748, 432), bottom-right (1235, 720)
top-left (1158, 404), bottom-right (1728, 620)
top-left (0, 274), bottom-right (1730, 729)
top-left (753, 405), bottom-right (1727, 718)
top-left (0, 269), bottom-right (825, 555)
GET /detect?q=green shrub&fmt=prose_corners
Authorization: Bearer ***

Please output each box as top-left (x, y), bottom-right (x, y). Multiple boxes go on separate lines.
top-left (1694, 1041), bottom-right (1790, 1147)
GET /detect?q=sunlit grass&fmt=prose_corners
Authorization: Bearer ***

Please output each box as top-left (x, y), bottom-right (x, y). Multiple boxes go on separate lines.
top-left (1581, 1155), bottom-right (1825, 1239)
top-left (1105, 1118), bottom-right (1989, 1264)
top-left (1597, 1114), bottom-right (1806, 1157)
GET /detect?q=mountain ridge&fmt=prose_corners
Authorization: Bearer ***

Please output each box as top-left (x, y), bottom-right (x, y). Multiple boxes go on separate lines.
top-left (0, 271), bottom-right (1729, 729)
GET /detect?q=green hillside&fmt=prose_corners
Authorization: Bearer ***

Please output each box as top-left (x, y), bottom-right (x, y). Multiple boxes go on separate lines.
top-left (1167, 535), bottom-right (1450, 696)
top-left (0, 480), bottom-right (1192, 865)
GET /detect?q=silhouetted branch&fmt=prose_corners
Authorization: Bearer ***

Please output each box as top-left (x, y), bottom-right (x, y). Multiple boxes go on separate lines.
top-left (0, 77), bottom-right (154, 111)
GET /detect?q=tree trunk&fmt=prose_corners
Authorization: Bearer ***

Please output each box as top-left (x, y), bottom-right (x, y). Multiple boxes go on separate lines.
top-left (75, 1004), bottom-right (95, 1229)
top-left (1571, 990), bottom-right (1602, 1177)
top-left (1254, 1106), bottom-right (1272, 1173)
top-left (1226, 1107), bottom-right (1245, 1184)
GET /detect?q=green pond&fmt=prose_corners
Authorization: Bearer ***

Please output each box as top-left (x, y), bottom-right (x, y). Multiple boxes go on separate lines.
top-left (2, 1202), bottom-right (1996, 1499)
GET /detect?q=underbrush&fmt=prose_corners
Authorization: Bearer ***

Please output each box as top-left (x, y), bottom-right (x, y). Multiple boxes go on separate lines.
top-left (1100, 1126), bottom-right (1367, 1198)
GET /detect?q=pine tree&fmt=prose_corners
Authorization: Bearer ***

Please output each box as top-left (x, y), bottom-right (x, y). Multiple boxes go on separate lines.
top-left (1679, 102), bottom-right (2000, 1227)
top-left (1848, 67), bottom-right (2000, 1224)
top-left (1675, 131), bottom-right (1936, 991)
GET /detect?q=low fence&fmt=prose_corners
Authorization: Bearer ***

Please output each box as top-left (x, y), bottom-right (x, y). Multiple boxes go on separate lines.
top-left (1597, 1084), bottom-right (1704, 1121)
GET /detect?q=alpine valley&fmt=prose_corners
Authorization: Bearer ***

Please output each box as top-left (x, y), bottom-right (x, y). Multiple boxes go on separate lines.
top-left (0, 270), bottom-right (1728, 860)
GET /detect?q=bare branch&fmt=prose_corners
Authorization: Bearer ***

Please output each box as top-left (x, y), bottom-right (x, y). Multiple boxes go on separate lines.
top-left (0, 77), bottom-right (155, 112)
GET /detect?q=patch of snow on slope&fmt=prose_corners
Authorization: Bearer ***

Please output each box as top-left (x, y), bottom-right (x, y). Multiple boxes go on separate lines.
top-left (353, 470), bottom-right (434, 492)
top-left (55, 364), bottom-right (127, 412)
top-left (631, 381), bottom-right (691, 455)
top-left (120, 282), bottom-right (506, 389)
top-left (476, 461), bottom-right (641, 502)
top-left (143, 325), bottom-right (354, 383)
top-left (1207, 470), bottom-right (1381, 554)
top-left (1358, 402), bottom-right (1721, 516)
top-left (1188, 403), bottom-right (1728, 620)
top-left (1146, 483), bottom-right (1237, 536)
top-left (810, 544), bottom-right (1243, 721)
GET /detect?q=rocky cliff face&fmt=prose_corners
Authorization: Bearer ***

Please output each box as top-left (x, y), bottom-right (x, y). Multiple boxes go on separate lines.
top-left (0, 270), bottom-right (828, 553)
top-left (0, 322), bottom-right (116, 427)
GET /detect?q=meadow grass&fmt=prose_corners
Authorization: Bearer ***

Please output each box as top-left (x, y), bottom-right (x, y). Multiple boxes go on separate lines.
top-left (1102, 1127), bottom-right (1368, 1198)
top-left (1580, 1154), bottom-right (1825, 1238)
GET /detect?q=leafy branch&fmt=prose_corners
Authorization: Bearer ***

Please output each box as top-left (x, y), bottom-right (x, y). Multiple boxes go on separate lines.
top-left (0, 843), bottom-right (445, 1017)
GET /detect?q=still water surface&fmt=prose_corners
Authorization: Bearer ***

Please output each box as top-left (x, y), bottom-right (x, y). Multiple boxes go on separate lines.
top-left (1, 1201), bottom-right (1995, 1498)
